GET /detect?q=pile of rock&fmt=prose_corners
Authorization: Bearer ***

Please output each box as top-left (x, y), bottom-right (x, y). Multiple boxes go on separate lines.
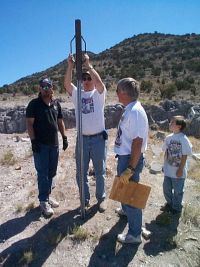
top-left (0, 100), bottom-right (200, 138)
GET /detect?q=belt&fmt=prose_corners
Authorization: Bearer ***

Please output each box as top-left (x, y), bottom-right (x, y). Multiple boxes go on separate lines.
top-left (83, 132), bottom-right (103, 138)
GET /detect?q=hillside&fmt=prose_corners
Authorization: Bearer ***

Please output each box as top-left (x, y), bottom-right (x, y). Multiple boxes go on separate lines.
top-left (1, 33), bottom-right (200, 101)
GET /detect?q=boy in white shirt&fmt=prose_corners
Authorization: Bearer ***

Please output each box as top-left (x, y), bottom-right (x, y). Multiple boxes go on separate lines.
top-left (161, 116), bottom-right (192, 214)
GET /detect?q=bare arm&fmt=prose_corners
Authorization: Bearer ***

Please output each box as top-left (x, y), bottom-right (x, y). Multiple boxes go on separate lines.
top-left (176, 155), bottom-right (187, 177)
top-left (129, 137), bottom-right (143, 169)
top-left (64, 54), bottom-right (75, 96)
top-left (84, 54), bottom-right (106, 94)
top-left (57, 118), bottom-right (67, 137)
top-left (26, 118), bottom-right (35, 140)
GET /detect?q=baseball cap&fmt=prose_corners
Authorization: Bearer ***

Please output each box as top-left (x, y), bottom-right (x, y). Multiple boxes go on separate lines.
top-left (39, 77), bottom-right (53, 89)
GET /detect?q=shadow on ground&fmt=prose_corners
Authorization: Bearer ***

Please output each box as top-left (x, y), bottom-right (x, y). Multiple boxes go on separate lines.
top-left (0, 207), bottom-right (182, 267)
top-left (143, 211), bottom-right (181, 256)
top-left (0, 205), bottom-right (99, 267)
top-left (0, 207), bottom-right (40, 242)
top-left (88, 216), bottom-right (139, 267)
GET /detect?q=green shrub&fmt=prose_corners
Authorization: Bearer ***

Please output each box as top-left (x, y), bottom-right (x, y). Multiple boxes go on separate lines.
top-left (160, 83), bottom-right (177, 99)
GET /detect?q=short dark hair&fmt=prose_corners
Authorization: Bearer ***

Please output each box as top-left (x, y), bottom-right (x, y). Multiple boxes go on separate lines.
top-left (82, 71), bottom-right (91, 79)
top-left (172, 115), bottom-right (187, 131)
top-left (117, 77), bottom-right (140, 100)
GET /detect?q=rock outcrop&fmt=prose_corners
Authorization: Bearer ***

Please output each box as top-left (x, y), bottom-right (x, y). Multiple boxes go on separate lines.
top-left (0, 100), bottom-right (200, 138)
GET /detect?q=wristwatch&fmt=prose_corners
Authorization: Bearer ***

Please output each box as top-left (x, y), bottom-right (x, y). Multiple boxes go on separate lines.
top-left (128, 165), bottom-right (136, 172)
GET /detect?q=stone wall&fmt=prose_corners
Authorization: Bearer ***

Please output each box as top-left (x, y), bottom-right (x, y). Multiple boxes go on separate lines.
top-left (0, 100), bottom-right (200, 138)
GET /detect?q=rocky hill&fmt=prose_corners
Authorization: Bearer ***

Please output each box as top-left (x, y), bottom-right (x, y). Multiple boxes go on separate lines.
top-left (1, 33), bottom-right (200, 101)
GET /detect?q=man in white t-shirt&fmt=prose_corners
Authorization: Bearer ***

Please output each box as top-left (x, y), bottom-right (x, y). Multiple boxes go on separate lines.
top-left (114, 77), bottom-right (149, 244)
top-left (64, 54), bottom-right (107, 212)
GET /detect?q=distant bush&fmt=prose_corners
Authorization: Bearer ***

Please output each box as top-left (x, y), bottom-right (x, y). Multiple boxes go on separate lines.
top-left (151, 67), bottom-right (161, 76)
top-left (185, 76), bottom-right (194, 84)
top-left (171, 70), bottom-right (178, 78)
top-left (186, 60), bottom-right (200, 72)
top-left (172, 63), bottom-right (183, 72)
top-left (175, 80), bottom-right (189, 91)
top-left (160, 83), bottom-right (177, 99)
top-left (21, 87), bottom-right (34, 95)
top-left (141, 80), bottom-right (153, 93)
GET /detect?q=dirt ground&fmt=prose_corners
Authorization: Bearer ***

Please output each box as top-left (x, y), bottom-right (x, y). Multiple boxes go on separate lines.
top-left (0, 124), bottom-right (200, 267)
top-left (0, 93), bottom-right (200, 266)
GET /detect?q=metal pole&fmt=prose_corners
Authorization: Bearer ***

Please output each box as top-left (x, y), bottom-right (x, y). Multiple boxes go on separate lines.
top-left (75, 19), bottom-right (85, 219)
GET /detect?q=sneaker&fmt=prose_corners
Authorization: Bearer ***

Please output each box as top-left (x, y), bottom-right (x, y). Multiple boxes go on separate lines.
top-left (49, 198), bottom-right (59, 208)
top-left (115, 207), bottom-right (126, 216)
top-left (117, 233), bottom-right (142, 244)
top-left (40, 201), bottom-right (54, 216)
top-left (160, 203), bottom-right (172, 212)
top-left (98, 200), bottom-right (107, 212)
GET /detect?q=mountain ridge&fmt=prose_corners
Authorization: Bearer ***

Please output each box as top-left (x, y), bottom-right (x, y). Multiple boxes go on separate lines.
top-left (1, 32), bottom-right (200, 100)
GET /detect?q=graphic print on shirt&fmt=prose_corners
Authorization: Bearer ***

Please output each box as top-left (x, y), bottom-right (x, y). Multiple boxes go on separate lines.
top-left (82, 96), bottom-right (94, 114)
top-left (167, 139), bottom-right (182, 167)
top-left (115, 126), bottom-right (122, 147)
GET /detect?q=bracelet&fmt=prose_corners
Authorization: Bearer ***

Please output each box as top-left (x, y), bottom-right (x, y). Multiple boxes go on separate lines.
top-left (88, 66), bottom-right (94, 70)
top-left (128, 165), bottom-right (136, 172)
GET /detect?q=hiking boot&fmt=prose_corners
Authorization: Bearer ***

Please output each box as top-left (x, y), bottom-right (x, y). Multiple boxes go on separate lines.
top-left (117, 233), bottom-right (142, 244)
top-left (49, 198), bottom-right (59, 208)
top-left (98, 200), bottom-right (107, 212)
top-left (115, 207), bottom-right (126, 216)
top-left (160, 203), bottom-right (172, 212)
top-left (40, 201), bottom-right (54, 216)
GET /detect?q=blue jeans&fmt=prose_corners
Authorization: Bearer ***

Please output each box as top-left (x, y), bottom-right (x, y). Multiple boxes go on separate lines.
top-left (163, 176), bottom-right (185, 212)
top-left (117, 154), bottom-right (144, 237)
top-left (33, 143), bottom-right (59, 202)
top-left (76, 134), bottom-right (107, 205)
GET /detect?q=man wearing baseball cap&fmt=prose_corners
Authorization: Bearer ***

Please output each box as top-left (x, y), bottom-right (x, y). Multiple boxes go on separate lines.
top-left (64, 54), bottom-right (107, 213)
top-left (26, 77), bottom-right (68, 216)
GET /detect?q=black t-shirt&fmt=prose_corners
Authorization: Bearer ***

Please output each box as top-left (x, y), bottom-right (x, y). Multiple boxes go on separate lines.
top-left (26, 96), bottom-right (63, 145)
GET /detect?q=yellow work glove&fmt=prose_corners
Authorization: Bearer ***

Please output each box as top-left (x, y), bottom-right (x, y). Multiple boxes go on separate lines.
top-left (119, 168), bottom-right (134, 184)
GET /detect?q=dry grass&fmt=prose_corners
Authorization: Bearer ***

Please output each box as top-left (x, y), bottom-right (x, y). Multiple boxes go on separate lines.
top-left (71, 225), bottom-right (90, 241)
top-left (0, 150), bottom-right (17, 166)
top-left (20, 250), bottom-right (34, 264)
top-left (15, 203), bottom-right (23, 213)
top-left (182, 204), bottom-right (200, 227)
top-left (188, 161), bottom-right (200, 181)
top-left (190, 137), bottom-right (200, 153)
top-left (25, 202), bottom-right (35, 212)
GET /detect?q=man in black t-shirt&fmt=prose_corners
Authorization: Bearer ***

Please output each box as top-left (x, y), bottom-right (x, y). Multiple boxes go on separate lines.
top-left (26, 77), bottom-right (68, 216)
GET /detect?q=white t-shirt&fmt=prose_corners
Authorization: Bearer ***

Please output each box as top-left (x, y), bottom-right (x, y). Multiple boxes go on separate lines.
top-left (114, 101), bottom-right (149, 155)
top-left (162, 132), bottom-right (192, 178)
top-left (71, 85), bottom-right (106, 135)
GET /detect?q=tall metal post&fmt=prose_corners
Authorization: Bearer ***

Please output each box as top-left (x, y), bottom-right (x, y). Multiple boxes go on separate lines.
top-left (75, 19), bottom-right (85, 219)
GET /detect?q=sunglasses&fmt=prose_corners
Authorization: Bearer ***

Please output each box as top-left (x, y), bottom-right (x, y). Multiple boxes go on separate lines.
top-left (82, 77), bottom-right (92, 81)
top-left (41, 84), bottom-right (53, 90)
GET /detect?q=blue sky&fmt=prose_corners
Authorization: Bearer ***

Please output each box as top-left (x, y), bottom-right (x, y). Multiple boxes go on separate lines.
top-left (0, 0), bottom-right (200, 87)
